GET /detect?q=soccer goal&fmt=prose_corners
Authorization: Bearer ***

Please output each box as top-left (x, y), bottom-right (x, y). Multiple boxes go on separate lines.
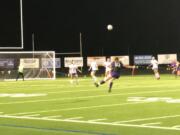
top-left (0, 51), bottom-right (56, 80)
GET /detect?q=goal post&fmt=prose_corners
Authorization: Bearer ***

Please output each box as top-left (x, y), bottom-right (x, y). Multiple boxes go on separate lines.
top-left (0, 51), bottom-right (56, 80)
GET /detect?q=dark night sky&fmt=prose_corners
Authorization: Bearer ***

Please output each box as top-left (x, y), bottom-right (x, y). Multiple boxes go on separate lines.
top-left (0, 0), bottom-right (180, 56)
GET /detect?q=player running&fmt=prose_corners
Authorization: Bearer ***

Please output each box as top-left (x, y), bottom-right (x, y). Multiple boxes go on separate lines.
top-left (148, 57), bottom-right (160, 80)
top-left (169, 60), bottom-right (180, 77)
top-left (177, 61), bottom-right (180, 76)
top-left (68, 60), bottom-right (81, 84)
top-left (104, 58), bottom-right (111, 77)
top-left (89, 58), bottom-right (98, 83)
top-left (94, 57), bottom-right (135, 93)
top-left (169, 60), bottom-right (178, 77)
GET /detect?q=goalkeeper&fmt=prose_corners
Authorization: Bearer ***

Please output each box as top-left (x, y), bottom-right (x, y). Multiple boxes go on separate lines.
top-left (16, 64), bottom-right (24, 81)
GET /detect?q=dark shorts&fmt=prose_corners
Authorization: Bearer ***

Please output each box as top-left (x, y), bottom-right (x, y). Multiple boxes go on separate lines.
top-left (111, 71), bottom-right (120, 79)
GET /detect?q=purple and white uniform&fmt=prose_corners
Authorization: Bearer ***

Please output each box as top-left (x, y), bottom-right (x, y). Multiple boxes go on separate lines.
top-left (110, 61), bottom-right (124, 79)
top-left (170, 62), bottom-right (176, 68)
top-left (177, 63), bottom-right (180, 71)
top-left (171, 62), bottom-right (180, 71)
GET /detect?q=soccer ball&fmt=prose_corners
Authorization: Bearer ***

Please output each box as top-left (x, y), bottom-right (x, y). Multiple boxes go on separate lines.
top-left (107, 24), bottom-right (113, 31)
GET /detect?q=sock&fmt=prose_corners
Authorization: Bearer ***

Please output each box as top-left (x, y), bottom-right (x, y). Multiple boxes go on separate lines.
top-left (155, 73), bottom-right (160, 79)
top-left (93, 76), bottom-right (97, 82)
top-left (109, 82), bottom-right (113, 92)
top-left (94, 82), bottom-right (99, 87)
top-left (75, 79), bottom-right (79, 84)
top-left (100, 80), bottom-right (105, 85)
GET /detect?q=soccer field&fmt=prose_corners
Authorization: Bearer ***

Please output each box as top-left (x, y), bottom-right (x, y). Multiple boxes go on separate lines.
top-left (0, 75), bottom-right (180, 135)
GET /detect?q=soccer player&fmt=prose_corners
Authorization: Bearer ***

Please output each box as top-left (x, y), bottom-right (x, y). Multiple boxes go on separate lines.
top-left (104, 58), bottom-right (111, 78)
top-left (94, 57), bottom-right (135, 93)
top-left (149, 57), bottom-right (160, 80)
top-left (169, 60), bottom-right (178, 77)
top-left (68, 60), bottom-right (81, 84)
top-left (89, 58), bottom-right (98, 83)
top-left (16, 64), bottom-right (24, 81)
top-left (176, 61), bottom-right (180, 76)
top-left (170, 61), bottom-right (180, 77)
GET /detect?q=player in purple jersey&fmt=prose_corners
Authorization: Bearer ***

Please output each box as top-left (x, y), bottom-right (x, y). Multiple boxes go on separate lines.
top-left (177, 61), bottom-right (180, 76)
top-left (170, 61), bottom-right (178, 76)
top-left (169, 60), bottom-right (180, 77)
top-left (94, 57), bottom-right (135, 93)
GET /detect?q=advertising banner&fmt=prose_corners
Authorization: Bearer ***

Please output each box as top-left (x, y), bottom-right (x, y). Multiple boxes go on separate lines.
top-left (158, 54), bottom-right (177, 64)
top-left (87, 57), bottom-right (106, 66)
top-left (110, 56), bottom-right (129, 65)
top-left (134, 55), bottom-right (152, 65)
top-left (20, 58), bottom-right (39, 68)
top-left (64, 57), bottom-right (83, 67)
top-left (42, 58), bottom-right (61, 68)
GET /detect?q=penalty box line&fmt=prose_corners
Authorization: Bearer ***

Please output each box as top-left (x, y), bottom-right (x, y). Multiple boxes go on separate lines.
top-left (0, 115), bottom-right (180, 131)
top-left (0, 88), bottom-right (180, 105)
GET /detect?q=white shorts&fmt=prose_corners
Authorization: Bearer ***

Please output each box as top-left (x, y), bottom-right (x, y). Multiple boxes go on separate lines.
top-left (152, 66), bottom-right (158, 70)
top-left (91, 70), bottom-right (97, 74)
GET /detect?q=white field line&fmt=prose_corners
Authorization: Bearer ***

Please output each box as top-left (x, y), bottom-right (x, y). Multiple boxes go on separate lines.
top-left (172, 125), bottom-right (180, 128)
top-left (112, 115), bottom-right (180, 124)
top-left (88, 119), bottom-right (107, 122)
top-left (7, 102), bottom-right (147, 116)
top-left (23, 114), bottom-right (40, 117)
top-left (64, 117), bottom-right (83, 120)
top-left (1, 88), bottom-right (180, 105)
top-left (141, 122), bottom-right (161, 126)
top-left (0, 115), bottom-right (180, 131)
top-left (42, 115), bottom-right (62, 119)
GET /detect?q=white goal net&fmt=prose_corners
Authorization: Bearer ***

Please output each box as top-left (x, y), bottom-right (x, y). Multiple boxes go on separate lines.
top-left (0, 51), bottom-right (56, 80)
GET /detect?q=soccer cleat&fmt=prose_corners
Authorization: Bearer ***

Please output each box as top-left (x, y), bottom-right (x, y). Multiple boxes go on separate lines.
top-left (94, 82), bottom-right (99, 87)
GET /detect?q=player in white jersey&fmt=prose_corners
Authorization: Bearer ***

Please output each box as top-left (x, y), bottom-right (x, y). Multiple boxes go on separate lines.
top-left (68, 60), bottom-right (81, 84)
top-left (104, 58), bottom-right (111, 77)
top-left (149, 57), bottom-right (160, 80)
top-left (89, 59), bottom-right (98, 83)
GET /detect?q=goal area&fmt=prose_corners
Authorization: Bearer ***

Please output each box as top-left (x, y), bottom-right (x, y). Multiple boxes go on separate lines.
top-left (0, 51), bottom-right (56, 80)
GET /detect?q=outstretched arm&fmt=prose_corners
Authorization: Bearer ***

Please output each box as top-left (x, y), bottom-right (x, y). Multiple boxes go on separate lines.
top-left (77, 68), bottom-right (82, 73)
top-left (147, 64), bottom-right (152, 69)
top-left (123, 65), bottom-right (136, 69)
top-left (88, 66), bottom-right (92, 71)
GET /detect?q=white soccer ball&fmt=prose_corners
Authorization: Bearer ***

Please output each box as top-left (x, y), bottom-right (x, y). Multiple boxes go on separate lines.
top-left (107, 24), bottom-right (113, 31)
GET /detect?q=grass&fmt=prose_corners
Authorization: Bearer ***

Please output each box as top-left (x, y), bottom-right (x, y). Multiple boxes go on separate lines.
top-left (0, 74), bottom-right (180, 135)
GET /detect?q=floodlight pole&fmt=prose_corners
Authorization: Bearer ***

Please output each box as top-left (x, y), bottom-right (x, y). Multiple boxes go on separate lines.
top-left (80, 32), bottom-right (83, 72)
top-left (80, 32), bottom-right (83, 57)
top-left (20, 0), bottom-right (24, 49)
top-left (32, 33), bottom-right (35, 58)
top-left (32, 33), bottom-right (35, 75)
